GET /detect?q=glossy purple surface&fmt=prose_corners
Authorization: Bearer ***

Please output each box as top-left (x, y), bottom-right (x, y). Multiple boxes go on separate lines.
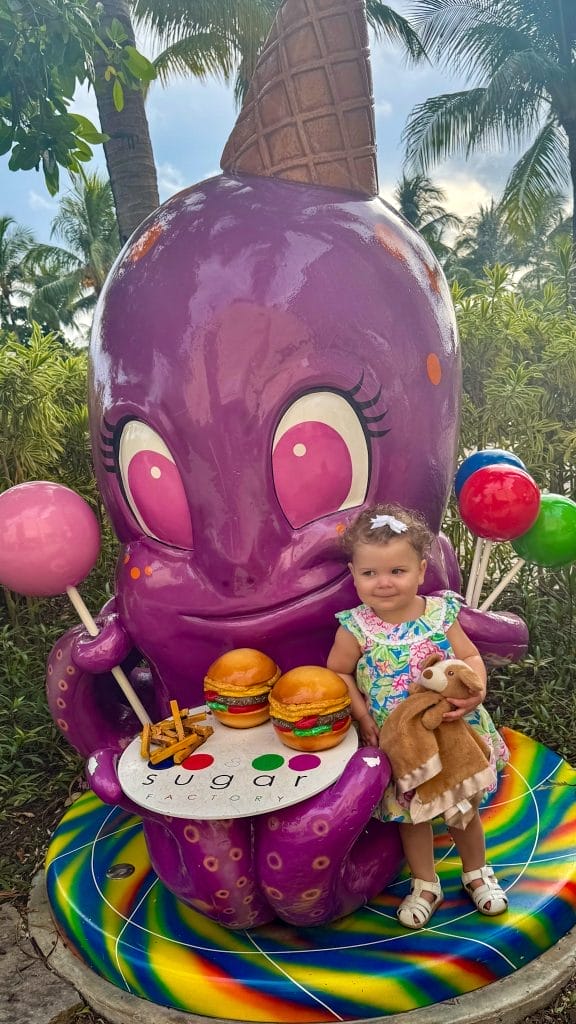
top-left (46, 171), bottom-right (528, 928)
top-left (90, 175), bottom-right (462, 705)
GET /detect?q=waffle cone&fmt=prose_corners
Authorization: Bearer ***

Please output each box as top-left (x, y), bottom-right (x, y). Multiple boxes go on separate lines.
top-left (221, 0), bottom-right (378, 197)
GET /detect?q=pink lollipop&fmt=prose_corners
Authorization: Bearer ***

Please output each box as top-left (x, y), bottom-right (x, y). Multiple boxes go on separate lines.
top-left (0, 481), bottom-right (150, 725)
top-left (0, 481), bottom-right (100, 595)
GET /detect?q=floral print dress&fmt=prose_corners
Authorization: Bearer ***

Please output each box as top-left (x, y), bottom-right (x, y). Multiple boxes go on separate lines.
top-left (336, 592), bottom-right (509, 823)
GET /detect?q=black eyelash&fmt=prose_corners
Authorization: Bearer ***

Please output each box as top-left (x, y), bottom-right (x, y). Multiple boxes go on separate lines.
top-left (100, 417), bottom-right (117, 473)
top-left (345, 371), bottom-right (390, 438)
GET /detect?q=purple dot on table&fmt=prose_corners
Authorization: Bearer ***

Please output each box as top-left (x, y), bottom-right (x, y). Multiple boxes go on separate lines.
top-left (288, 754), bottom-right (321, 771)
top-left (148, 756), bottom-right (174, 770)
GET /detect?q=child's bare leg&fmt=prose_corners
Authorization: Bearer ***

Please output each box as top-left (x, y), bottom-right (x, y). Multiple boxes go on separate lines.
top-left (450, 811), bottom-right (506, 914)
top-left (449, 812), bottom-right (485, 876)
top-left (399, 822), bottom-right (437, 899)
top-left (397, 822), bottom-right (443, 928)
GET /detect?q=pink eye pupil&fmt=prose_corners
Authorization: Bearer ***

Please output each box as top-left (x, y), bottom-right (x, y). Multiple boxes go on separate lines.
top-left (127, 450), bottom-right (193, 548)
top-left (273, 421), bottom-right (354, 528)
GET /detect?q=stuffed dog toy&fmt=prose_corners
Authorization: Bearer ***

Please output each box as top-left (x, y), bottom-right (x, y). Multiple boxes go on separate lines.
top-left (379, 654), bottom-right (495, 829)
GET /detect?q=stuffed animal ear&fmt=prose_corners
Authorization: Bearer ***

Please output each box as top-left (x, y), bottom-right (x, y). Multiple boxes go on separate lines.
top-left (457, 664), bottom-right (485, 694)
top-left (419, 652), bottom-right (443, 671)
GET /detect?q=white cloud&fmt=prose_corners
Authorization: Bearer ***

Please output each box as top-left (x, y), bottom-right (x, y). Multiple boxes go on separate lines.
top-left (379, 171), bottom-right (493, 222)
top-left (375, 100), bottom-right (393, 118)
top-left (377, 171), bottom-right (497, 248)
top-left (28, 190), bottom-right (57, 212)
top-left (378, 178), bottom-right (395, 200)
top-left (157, 161), bottom-right (187, 201)
top-left (435, 173), bottom-right (493, 220)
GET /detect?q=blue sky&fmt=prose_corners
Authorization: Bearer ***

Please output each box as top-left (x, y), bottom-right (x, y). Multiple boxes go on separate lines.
top-left (0, 22), bottom-right (522, 245)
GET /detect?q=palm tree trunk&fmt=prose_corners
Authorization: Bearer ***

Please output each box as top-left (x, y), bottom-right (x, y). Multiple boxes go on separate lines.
top-left (92, 0), bottom-right (160, 244)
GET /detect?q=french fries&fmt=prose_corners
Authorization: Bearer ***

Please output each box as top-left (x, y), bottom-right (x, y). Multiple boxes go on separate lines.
top-left (140, 703), bottom-right (213, 764)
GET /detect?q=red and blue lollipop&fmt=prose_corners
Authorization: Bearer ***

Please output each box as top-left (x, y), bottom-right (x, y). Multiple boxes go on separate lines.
top-left (455, 451), bottom-right (540, 607)
top-left (456, 450), bottom-right (576, 610)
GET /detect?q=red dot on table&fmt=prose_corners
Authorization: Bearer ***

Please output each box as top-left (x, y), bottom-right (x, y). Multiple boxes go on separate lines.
top-left (181, 753), bottom-right (215, 770)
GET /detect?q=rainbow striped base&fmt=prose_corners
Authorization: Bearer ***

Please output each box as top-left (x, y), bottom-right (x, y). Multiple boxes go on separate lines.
top-left (46, 729), bottom-right (576, 1022)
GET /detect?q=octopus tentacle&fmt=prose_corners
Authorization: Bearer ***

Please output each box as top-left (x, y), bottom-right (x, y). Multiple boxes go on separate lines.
top-left (72, 612), bottom-right (133, 671)
top-left (143, 816), bottom-right (275, 928)
top-left (86, 747), bottom-right (274, 928)
top-left (47, 625), bottom-right (146, 757)
top-left (255, 748), bottom-right (403, 926)
top-left (424, 539), bottom-right (528, 663)
top-left (429, 590), bottom-right (529, 662)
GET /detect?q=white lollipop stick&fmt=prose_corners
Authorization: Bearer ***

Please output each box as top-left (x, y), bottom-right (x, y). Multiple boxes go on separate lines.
top-left (465, 537), bottom-right (485, 605)
top-left (66, 585), bottom-right (151, 726)
top-left (479, 558), bottom-right (526, 613)
top-left (470, 540), bottom-right (493, 608)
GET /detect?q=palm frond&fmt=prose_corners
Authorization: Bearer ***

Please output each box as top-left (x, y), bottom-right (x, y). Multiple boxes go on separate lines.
top-left (407, 1), bottom-right (510, 59)
top-left (458, 24), bottom-right (560, 83)
top-left (500, 119), bottom-right (570, 235)
top-left (152, 33), bottom-right (236, 84)
top-left (405, 78), bottom-right (549, 171)
top-left (365, 2), bottom-right (428, 62)
top-left (22, 244), bottom-right (80, 277)
top-left (27, 270), bottom-right (87, 330)
top-left (407, 0), bottom-right (573, 72)
top-left (132, 0), bottom-right (274, 44)
top-left (403, 88), bottom-right (486, 170)
top-left (423, 211), bottom-right (463, 231)
top-left (466, 80), bottom-right (547, 154)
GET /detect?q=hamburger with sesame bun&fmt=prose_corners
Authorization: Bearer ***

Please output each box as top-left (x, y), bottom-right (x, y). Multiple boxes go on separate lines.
top-left (204, 648), bottom-right (281, 728)
top-left (269, 666), bottom-right (352, 751)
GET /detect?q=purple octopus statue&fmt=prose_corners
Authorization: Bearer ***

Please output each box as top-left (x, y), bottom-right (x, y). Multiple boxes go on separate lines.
top-left (46, 0), bottom-right (527, 930)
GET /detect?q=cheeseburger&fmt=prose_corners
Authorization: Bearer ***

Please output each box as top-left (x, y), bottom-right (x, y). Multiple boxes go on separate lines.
top-left (204, 648), bottom-right (281, 728)
top-left (269, 666), bottom-right (352, 751)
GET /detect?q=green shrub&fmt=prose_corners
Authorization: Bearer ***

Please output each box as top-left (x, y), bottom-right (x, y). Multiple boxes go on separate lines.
top-left (445, 267), bottom-right (576, 765)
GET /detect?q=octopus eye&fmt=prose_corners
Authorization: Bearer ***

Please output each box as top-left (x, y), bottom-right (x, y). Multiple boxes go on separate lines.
top-left (118, 420), bottom-right (193, 548)
top-left (272, 392), bottom-right (369, 528)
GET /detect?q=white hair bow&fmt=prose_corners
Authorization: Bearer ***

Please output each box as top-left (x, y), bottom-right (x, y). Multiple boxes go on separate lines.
top-left (370, 514), bottom-right (407, 534)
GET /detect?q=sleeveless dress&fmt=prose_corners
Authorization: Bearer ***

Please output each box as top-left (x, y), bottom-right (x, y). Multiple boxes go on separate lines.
top-left (336, 592), bottom-right (509, 823)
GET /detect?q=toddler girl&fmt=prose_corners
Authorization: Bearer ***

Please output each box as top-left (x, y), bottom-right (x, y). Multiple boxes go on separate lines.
top-left (327, 503), bottom-right (509, 929)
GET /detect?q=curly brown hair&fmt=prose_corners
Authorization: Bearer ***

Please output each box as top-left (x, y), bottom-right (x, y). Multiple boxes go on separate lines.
top-left (341, 504), bottom-right (434, 560)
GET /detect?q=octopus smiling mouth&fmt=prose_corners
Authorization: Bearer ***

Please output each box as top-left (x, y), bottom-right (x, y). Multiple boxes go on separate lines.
top-left (179, 568), bottom-right (352, 623)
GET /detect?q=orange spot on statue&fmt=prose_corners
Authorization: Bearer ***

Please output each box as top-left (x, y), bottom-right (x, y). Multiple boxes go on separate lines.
top-left (424, 261), bottom-right (442, 295)
top-left (129, 223), bottom-right (163, 263)
top-left (374, 223), bottom-right (408, 263)
top-left (130, 567), bottom-right (141, 580)
top-left (427, 354), bottom-right (442, 386)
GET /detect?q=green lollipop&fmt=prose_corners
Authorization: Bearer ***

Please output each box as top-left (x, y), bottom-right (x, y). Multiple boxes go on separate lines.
top-left (512, 493), bottom-right (576, 568)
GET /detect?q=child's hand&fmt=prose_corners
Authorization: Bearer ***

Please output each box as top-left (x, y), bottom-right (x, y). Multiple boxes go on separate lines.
top-left (358, 713), bottom-right (380, 746)
top-left (442, 690), bottom-right (485, 721)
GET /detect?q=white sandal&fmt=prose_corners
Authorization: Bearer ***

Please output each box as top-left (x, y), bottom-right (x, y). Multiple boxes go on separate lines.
top-left (462, 865), bottom-right (508, 916)
top-left (397, 876), bottom-right (443, 930)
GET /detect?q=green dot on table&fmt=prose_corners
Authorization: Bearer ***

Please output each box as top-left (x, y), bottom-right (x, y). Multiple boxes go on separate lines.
top-left (252, 753), bottom-right (285, 771)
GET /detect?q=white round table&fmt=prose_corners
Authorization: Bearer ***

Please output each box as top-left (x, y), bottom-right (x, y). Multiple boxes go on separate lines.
top-left (118, 707), bottom-right (358, 819)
